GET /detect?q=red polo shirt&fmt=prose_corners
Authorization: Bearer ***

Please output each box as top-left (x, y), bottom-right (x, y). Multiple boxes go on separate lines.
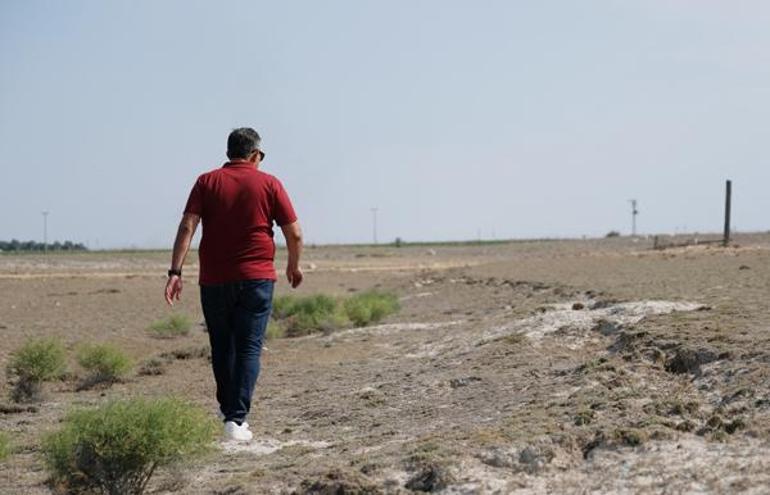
top-left (183, 161), bottom-right (297, 285)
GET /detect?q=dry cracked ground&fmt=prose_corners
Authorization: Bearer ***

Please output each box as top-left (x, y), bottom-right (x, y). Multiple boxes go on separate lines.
top-left (1, 235), bottom-right (769, 494)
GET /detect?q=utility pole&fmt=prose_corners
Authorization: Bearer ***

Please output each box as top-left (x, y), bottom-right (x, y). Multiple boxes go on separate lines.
top-left (723, 180), bottom-right (732, 247)
top-left (629, 199), bottom-right (638, 236)
top-left (370, 207), bottom-right (378, 245)
top-left (42, 211), bottom-right (49, 253)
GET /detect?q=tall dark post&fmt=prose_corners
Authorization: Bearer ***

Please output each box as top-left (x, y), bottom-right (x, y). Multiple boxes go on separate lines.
top-left (42, 211), bottom-right (49, 253)
top-left (723, 180), bottom-right (732, 247)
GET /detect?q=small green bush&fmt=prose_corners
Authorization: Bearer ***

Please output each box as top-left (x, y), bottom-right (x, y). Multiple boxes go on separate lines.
top-left (343, 291), bottom-right (400, 326)
top-left (271, 295), bottom-right (297, 319)
top-left (265, 321), bottom-right (286, 340)
top-left (270, 291), bottom-right (400, 336)
top-left (272, 294), bottom-right (349, 337)
top-left (0, 431), bottom-right (10, 461)
top-left (7, 337), bottom-right (67, 402)
top-left (147, 314), bottom-right (192, 338)
top-left (77, 344), bottom-right (132, 386)
top-left (42, 397), bottom-right (218, 495)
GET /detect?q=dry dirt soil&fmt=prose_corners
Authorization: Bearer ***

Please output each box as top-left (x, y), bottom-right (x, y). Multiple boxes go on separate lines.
top-left (1, 235), bottom-right (769, 494)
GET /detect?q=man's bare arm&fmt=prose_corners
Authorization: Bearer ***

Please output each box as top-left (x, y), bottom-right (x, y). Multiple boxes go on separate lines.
top-left (165, 213), bottom-right (200, 305)
top-left (281, 221), bottom-right (303, 288)
top-left (171, 213), bottom-right (201, 271)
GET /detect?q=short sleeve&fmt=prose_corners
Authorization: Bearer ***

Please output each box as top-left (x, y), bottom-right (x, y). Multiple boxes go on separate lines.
top-left (272, 178), bottom-right (298, 226)
top-left (183, 177), bottom-right (204, 215)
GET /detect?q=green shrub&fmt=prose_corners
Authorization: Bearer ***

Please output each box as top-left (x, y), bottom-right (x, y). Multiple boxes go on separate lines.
top-left (271, 294), bottom-right (349, 337)
top-left (270, 291), bottom-right (400, 336)
top-left (6, 337), bottom-right (67, 402)
top-left (42, 397), bottom-right (218, 495)
top-left (265, 321), bottom-right (286, 340)
top-left (147, 314), bottom-right (192, 338)
top-left (343, 291), bottom-right (400, 326)
top-left (271, 295), bottom-right (297, 319)
top-left (0, 431), bottom-right (10, 461)
top-left (77, 344), bottom-right (132, 386)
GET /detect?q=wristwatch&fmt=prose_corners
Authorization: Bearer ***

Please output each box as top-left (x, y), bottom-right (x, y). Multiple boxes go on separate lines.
top-left (167, 268), bottom-right (182, 277)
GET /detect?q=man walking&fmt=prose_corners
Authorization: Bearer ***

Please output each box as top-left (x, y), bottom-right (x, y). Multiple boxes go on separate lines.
top-left (164, 127), bottom-right (303, 441)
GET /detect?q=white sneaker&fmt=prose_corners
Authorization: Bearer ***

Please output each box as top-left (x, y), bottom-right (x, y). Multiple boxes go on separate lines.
top-left (224, 421), bottom-right (253, 442)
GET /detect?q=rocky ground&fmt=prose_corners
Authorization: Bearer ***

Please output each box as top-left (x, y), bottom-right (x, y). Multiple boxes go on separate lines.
top-left (1, 235), bottom-right (769, 494)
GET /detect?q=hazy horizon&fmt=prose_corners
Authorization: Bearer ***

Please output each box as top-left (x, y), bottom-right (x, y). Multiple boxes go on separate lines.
top-left (2, 1), bottom-right (769, 249)
top-left (0, 228), bottom-right (759, 253)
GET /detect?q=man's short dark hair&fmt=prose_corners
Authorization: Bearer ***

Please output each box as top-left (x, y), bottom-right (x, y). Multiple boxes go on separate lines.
top-left (227, 128), bottom-right (262, 159)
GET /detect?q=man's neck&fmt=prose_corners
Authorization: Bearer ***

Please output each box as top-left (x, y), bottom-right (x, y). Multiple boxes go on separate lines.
top-left (227, 159), bottom-right (258, 169)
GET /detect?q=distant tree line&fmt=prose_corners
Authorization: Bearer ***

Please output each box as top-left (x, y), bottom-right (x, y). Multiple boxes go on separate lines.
top-left (0, 240), bottom-right (88, 252)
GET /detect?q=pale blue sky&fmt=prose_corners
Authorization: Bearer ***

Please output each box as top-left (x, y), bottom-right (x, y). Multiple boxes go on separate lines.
top-left (1, 1), bottom-right (769, 248)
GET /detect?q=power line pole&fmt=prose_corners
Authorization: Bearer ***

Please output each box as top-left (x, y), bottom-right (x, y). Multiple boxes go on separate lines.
top-left (370, 207), bottom-right (378, 245)
top-left (723, 180), bottom-right (732, 247)
top-left (629, 199), bottom-right (638, 236)
top-left (42, 211), bottom-right (49, 253)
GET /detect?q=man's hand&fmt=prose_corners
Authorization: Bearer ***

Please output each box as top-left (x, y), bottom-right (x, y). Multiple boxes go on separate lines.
top-left (286, 266), bottom-right (303, 288)
top-left (165, 275), bottom-right (183, 305)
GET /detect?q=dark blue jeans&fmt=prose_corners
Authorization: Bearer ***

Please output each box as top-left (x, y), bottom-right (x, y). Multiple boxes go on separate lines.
top-left (200, 279), bottom-right (274, 424)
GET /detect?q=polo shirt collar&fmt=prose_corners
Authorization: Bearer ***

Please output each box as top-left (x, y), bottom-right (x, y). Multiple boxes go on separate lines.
top-left (223, 160), bottom-right (255, 168)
